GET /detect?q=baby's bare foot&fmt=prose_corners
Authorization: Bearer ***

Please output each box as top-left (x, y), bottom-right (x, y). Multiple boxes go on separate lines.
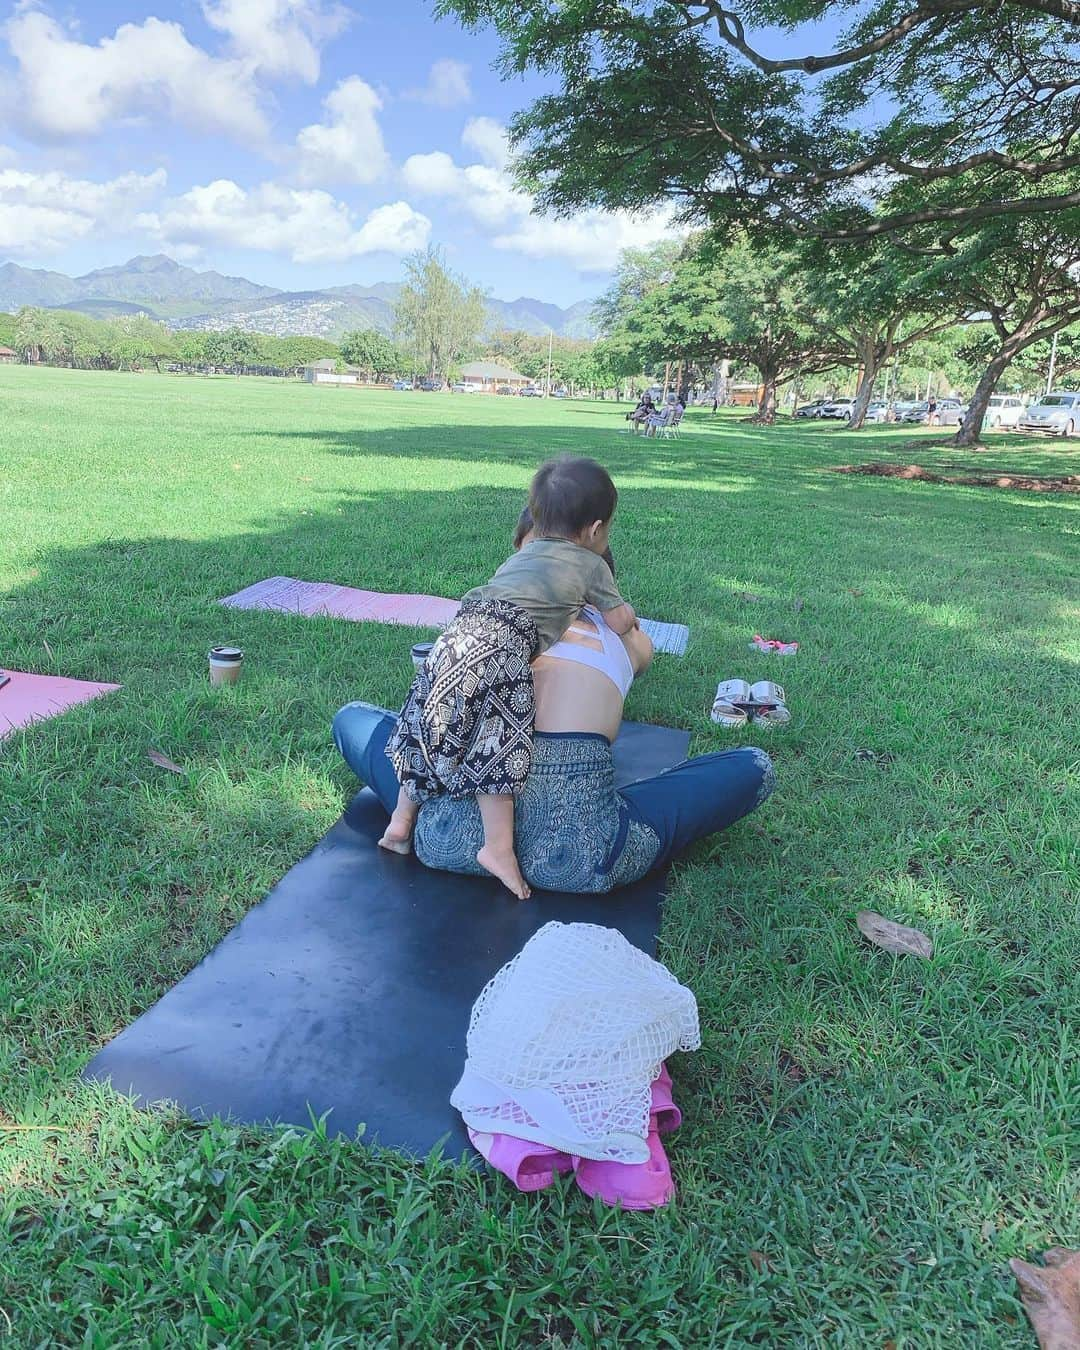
top-left (476, 844), bottom-right (531, 899)
top-left (378, 819), bottom-right (413, 855)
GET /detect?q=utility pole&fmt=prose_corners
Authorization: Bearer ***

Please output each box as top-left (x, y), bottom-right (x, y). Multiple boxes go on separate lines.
top-left (1046, 330), bottom-right (1059, 395)
top-left (546, 329), bottom-right (553, 395)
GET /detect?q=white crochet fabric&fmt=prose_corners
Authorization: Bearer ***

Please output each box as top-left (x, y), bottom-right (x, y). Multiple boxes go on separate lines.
top-left (451, 922), bottom-right (700, 1163)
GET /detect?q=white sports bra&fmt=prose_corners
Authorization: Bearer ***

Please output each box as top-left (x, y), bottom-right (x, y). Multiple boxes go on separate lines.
top-left (543, 605), bottom-right (635, 697)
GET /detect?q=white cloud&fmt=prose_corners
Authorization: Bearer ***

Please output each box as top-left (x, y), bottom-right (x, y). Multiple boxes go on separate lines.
top-left (3, 9), bottom-right (268, 143)
top-left (294, 77), bottom-right (389, 186)
top-left (139, 180), bottom-right (430, 263)
top-left (201, 0), bottom-right (349, 83)
top-left (0, 165), bottom-right (166, 256)
top-left (0, 146), bottom-right (17, 167)
top-left (461, 116), bottom-right (510, 170)
top-left (405, 58), bottom-right (471, 108)
top-left (403, 122), bottom-right (680, 271)
top-left (401, 150), bottom-right (530, 228)
top-left (493, 208), bottom-right (679, 273)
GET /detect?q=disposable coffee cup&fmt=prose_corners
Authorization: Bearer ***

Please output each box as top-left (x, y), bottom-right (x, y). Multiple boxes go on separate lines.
top-left (209, 645), bottom-right (244, 686)
top-left (411, 641), bottom-right (434, 672)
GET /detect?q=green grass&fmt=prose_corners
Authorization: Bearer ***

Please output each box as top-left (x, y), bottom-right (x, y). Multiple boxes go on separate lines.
top-left (1, 365), bottom-right (1077, 1347)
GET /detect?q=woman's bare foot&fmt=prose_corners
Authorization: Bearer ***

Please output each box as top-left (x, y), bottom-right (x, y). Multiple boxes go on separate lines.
top-left (477, 844), bottom-right (531, 899)
top-left (377, 823), bottom-right (412, 855)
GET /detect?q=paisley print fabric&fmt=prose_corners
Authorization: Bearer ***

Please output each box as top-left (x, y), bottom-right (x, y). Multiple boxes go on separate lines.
top-left (414, 732), bottom-right (662, 894)
top-left (387, 598), bottom-right (539, 802)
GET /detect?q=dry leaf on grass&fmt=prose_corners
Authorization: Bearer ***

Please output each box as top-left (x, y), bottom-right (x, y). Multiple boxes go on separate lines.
top-left (793, 597), bottom-right (805, 613)
top-left (749, 1250), bottom-right (772, 1274)
top-left (1011, 1249), bottom-right (1080, 1350)
top-left (856, 911), bottom-right (934, 959)
top-left (846, 588), bottom-right (865, 597)
top-left (736, 591), bottom-right (765, 603)
top-left (148, 749), bottom-right (186, 775)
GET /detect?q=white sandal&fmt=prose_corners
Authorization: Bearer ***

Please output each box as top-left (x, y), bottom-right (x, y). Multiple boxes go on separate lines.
top-left (711, 678), bottom-right (751, 727)
top-left (749, 680), bottom-right (791, 725)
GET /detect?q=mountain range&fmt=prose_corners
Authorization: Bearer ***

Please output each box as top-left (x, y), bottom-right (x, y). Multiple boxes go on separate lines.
top-left (0, 254), bottom-right (599, 340)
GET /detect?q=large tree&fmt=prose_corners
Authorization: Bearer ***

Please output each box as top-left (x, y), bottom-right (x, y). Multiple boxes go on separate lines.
top-left (920, 212), bottom-right (1080, 445)
top-left (438, 0), bottom-right (1079, 242)
top-left (799, 242), bottom-right (966, 427)
top-left (339, 328), bottom-right (400, 380)
top-left (393, 247), bottom-right (486, 382)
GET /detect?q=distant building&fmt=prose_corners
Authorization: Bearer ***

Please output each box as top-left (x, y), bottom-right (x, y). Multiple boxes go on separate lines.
top-left (303, 359), bottom-right (363, 385)
top-left (0, 346), bottom-right (17, 364)
top-left (459, 360), bottom-right (529, 392)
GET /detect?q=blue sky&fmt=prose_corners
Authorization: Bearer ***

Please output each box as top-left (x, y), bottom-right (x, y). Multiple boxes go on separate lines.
top-left (0, 1), bottom-right (850, 306)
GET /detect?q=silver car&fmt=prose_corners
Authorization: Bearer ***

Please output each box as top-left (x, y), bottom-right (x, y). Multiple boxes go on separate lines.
top-left (1016, 392), bottom-right (1080, 437)
top-left (982, 394), bottom-right (1026, 430)
top-left (900, 398), bottom-right (966, 426)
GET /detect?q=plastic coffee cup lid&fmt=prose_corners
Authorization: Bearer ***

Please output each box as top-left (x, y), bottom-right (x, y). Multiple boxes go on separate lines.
top-left (209, 646), bottom-right (244, 661)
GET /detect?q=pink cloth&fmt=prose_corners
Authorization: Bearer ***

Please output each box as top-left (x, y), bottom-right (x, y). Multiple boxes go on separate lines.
top-left (0, 671), bottom-right (120, 739)
top-left (220, 576), bottom-right (459, 628)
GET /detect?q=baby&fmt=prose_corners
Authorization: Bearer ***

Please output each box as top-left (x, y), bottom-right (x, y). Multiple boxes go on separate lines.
top-left (380, 455), bottom-right (637, 898)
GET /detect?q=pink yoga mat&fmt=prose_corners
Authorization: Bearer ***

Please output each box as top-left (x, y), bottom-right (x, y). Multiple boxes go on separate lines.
top-left (220, 577), bottom-right (460, 628)
top-left (220, 577), bottom-right (691, 654)
top-left (0, 671), bottom-right (120, 739)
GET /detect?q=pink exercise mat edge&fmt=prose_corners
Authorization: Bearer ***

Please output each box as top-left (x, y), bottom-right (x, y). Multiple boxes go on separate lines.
top-left (219, 577), bottom-right (691, 654)
top-left (0, 670), bottom-right (121, 739)
top-left (220, 576), bottom-right (460, 628)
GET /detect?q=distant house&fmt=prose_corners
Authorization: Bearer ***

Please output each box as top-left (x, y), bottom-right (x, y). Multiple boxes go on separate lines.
top-left (459, 360), bottom-right (529, 392)
top-left (0, 346), bottom-right (17, 364)
top-left (303, 359), bottom-right (363, 386)
top-left (728, 383), bottom-right (762, 407)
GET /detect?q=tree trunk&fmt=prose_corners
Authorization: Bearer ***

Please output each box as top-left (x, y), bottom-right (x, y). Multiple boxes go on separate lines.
top-left (847, 343), bottom-right (882, 430)
top-left (677, 362), bottom-right (691, 404)
top-left (953, 350), bottom-right (1012, 447)
top-left (751, 369), bottom-right (778, 423)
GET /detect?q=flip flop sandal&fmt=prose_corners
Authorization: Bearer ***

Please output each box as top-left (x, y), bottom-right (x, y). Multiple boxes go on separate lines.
top-left (750, 635), bottom-right (799, 655)
top-left (574, 1127), bottom-right (675, 1211)
top-left (711, 678), bottom-right (751, 727)
top-left (467, 1128), bottom-right (574, 1193)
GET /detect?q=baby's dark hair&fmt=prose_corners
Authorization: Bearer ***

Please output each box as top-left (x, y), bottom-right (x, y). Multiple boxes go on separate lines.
top-left (529, 456), bottom-right (617, 543)
top-left (514, 502), bottom-right (615, 577)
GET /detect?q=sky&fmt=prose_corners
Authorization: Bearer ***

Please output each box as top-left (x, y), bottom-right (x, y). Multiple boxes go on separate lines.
top-left (0, 0), bottom-right (694, 306)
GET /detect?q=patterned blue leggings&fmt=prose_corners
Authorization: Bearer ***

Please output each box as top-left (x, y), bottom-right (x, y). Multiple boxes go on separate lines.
top-left (333, 703), bottom-right (776, 894)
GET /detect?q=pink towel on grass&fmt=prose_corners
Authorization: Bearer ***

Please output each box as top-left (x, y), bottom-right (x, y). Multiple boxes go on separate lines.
top-left (0, 671), bottom-right (120, 739)
top-left (220, 576), bottom-right (459, 628)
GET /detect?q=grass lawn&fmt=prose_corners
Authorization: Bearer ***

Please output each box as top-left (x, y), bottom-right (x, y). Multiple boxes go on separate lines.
top-left (1, 365), bottom-right (1077, 1347)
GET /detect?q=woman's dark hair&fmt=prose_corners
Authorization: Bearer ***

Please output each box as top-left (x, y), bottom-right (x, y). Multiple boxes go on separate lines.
top-left (514, 501), bottom-right (615, 577)
top-left (513, 505), bottom-right (533, 550)
top-left (528, 456), bottom-right (617, 542)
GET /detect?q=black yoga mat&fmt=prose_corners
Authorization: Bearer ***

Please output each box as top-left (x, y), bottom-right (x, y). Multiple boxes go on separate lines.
top-left (84, 722), bottom-right (691, 1157)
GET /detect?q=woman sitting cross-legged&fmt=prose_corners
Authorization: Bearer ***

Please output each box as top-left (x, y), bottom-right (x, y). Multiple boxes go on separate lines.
top-left (333, 548), bottom-right (775, 894)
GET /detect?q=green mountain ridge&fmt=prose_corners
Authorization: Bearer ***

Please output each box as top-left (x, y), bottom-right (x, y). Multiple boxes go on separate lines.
top-left (0, 256), bottom-right (599, 339)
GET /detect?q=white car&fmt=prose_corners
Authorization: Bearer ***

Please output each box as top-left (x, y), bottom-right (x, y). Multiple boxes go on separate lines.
top-left (982, 395), bottom-right (1026, 429)
top-left (820, 399), bottom-right (855, 419)
top-left (1017, 392), bottom-right (1080, 437)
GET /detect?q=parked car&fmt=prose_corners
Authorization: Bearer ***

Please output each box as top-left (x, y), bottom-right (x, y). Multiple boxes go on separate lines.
top-left (519, 386), bottom-right (544, 397)
top-left (418, 378), bottom-right (442, 392)
top-left (391, 379), bottom-right (412, 391)
top-left (1016, 391), bottom-right (1080, 436)
top-left (979, 394), bottom-right (1026, 429)
top-left (900, 398), bottom-right (966, 426)
top-left (450, 381), bottom-right (469, 393)
top-left (496, 385), bottom-right (514, 395)
top-left (864, 401), bottom-right (890, 423)
top-left (820, 399), bottom-right (855, 420)
top-left (551, 388), bottom-right (569, 399)
top-left (794, 399), bottom-right (830, 418)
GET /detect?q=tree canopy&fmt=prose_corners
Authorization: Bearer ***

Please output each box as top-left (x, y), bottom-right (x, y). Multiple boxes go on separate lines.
top-left (438, 0), bottom-right (1080, 242)
top-left (393, 247), bottom-right (487, 382)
